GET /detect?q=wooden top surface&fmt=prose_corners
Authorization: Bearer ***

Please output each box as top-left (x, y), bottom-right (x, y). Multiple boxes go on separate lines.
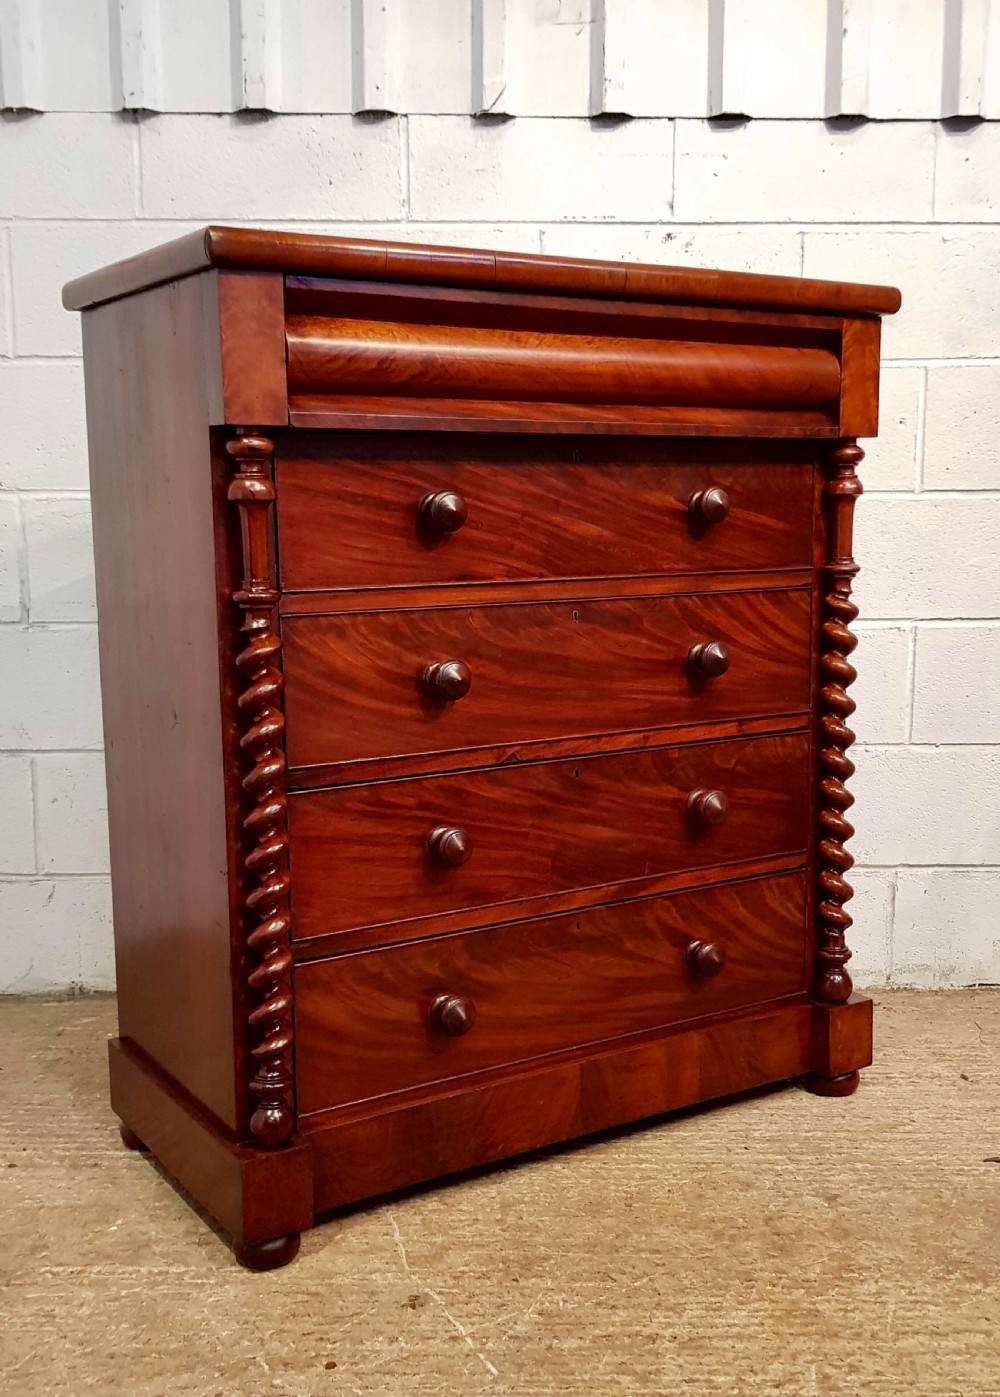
top-left (63, 225), bottom-right (901, 318)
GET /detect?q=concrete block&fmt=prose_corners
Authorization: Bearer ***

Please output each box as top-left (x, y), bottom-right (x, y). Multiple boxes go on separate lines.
top-left (0, 756), bottom-right (35, 874)
top-left (0, 113), bottom-right (135, 218)
top-left (0, 491), bottom-right (24, 622)
top-left (911, 624), bottom-right (1000, 745)
top-left (23, 496), bottom-right (97, 623)
top-left (537, 223), bottom-right (801, 276)
top-left (866, 366), bottom-right (921, 490)
top-left (139, 113), bottom-right (404, 220)
top-left (934, 122), bottom-right (1000, 220)
top-left (0, 876), bottom-right (113, 992)
top-left (674, 119), bottom-right (933, 222)
top-left (10, 220), bottom-right (201, 358)
top-left (892, 869), bottom-right (1000, 987)
top-left (854, 497), bottom-right (1000, 620)
top-left (803, 228), bottom-right (1000, 359)
top-left (408, 115), bottom-right (673, 222)
top-left (845, 869), bottom-right (894, 990)
top-left (0, 363), bottom-right (89, 491)
top-left (852, 745), bottom-right (1000, 866)
top-left (33, 752), bottom-right (110, 875)
top-left (923, 365), bottom-right (1000, 491)
top-left (851, 624), bottom-right (911, 745)
top-left (0, 626), bottom-right (103, 750)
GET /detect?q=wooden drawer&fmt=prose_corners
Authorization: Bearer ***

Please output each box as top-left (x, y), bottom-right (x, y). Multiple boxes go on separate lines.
top-left (294, 871), bottom-right (808, 1113)
top-left (289, 731), bottom-right (810, 941)
top-left (274, 437), bottom-right (815, 592)
top-left (282, 586), bottom-right (811, 769)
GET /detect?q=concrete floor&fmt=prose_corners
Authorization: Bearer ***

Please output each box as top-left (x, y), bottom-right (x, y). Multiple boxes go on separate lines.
top-left (1, 992), bottom-right (998, 1395)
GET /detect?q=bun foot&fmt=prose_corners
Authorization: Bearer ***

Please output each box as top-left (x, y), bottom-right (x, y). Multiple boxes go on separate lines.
top-left (233, 1233), bottom-right (301, 1272)
top-left (119, 1123), bottom-right (148, 1152)
top-left (805, 1070), bottom-right (860, 1098)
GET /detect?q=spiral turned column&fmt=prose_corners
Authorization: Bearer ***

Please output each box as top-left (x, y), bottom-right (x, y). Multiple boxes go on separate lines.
top-left (226, 432), bottom-right (294, 1149)
top-left (815, 439), bottom-right (863, 1007)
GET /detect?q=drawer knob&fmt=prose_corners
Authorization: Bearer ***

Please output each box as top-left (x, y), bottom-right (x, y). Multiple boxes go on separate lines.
top-left (419, 490), bottom-right (468, 534)
top-left (687, 639), bottom-right (731, 678)
top-left (428, 825), bottom-right (473, 867)
top-left (686, 788), bottom-right (730, 826)
top-left (687, 486), bottom-right (731, 527)
top-left (686, 940), bottom-right (726, 978)
top-left (429, 992), bottom-right (477, 1036)
top-left (422, 659), bottom-right (472, 701)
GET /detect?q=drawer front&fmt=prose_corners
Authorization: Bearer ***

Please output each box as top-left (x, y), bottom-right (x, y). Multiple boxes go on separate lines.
top-left (274, 439), bottom-right (815, 591)
top-left (294, 871), bottom-right (808, 1113)
top-left (289, 731), bottom-right (810, 940)
top-left (282, 587), bottom-right (811, 768)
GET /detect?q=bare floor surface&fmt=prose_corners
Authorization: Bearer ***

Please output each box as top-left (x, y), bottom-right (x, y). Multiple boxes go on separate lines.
top-left (1, 991), bottom-right (998, 1395)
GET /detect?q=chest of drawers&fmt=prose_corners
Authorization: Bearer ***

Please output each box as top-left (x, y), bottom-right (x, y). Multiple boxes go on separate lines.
top-left (64, 229), bottom-right (899, 1269)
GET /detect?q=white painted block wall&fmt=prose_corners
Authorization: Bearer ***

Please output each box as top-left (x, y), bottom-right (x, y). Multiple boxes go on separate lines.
top-left (0, 106), bottom-right (998, 991)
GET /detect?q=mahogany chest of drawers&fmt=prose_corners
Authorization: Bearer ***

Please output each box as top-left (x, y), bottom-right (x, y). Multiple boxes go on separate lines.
top-left (64, 229), bottom-right (900, 1269)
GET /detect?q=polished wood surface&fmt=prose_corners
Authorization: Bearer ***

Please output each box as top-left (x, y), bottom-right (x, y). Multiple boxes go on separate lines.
top-left (295, 872), bottom-right (808, 1114)
top-left (815, 441), bottom-right (863, 1007)
top-left (108, 1038), bottom-right (313, 1253)
top-left (286, 314), bottom-right (841, 407)
top-left (306, 998), bottom-right (814, 1211)
top-left (275, 437), bottom-right (815, 591)
top-left (63, 224), bottom-right (901, 317)
top-left (287, 395), bottom-right (841, 437)
top-left (281, 586), bottom-right (811, 768)
top-left (69, 226), bottom-right (896, 1267)
top-left (288, 732), bottom-right (809, 940)
top-left (225, 434), bottom-right (295, 1149)
top-left (81, 278), bottom-right (242, 1132)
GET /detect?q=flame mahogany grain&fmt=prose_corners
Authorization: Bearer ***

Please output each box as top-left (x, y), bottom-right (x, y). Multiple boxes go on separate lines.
top-left (294, 872), bottom-right (809, 1114)
top-left (288, 731), bottom-right (810, 941)
top-left (67, 226), bottom-right (898, 1268)
top-left (274, 435), bottom-right (816, 591)
top-left (281, 587), bottom-right (812, 768)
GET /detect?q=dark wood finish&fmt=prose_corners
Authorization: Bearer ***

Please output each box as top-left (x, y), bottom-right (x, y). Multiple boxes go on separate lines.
top-left (63, 224), bottom-right (901, 317)
top-left (429, 992), bottom-right (477, 1037)
top-left (807, 991), bottom-right (874, 1092)
top-left (214, 271), bottom-right (287, 427)
top-left (285, 314), bottom-right (841, 407)
top-left (108, 1038), bottom-right (313, 1252)
top-left (69, 227), bottom-right (896, 1266)
top-left (274, 437), bottom-right (816, 591)
top-left (118, 1123), bottom-right (147, 1152)
top-left (688, 485), bottom-right (731, 526)
top-left (287, 396), bottom-right (841, 437)
top-left (839, 319), bottom-right (881, 438)
top-left (295, 872), bottom-right (808, 1114)
top-left (288, 732), bottom-right (809, 941)
top-left (305, 998), bottom-right (814, 1211)
top-left (225, 433), bottom-right (295, 1149)
top-left (686, 940), bottom-right (726, 977)
top-left (815, 441), bottom-right (863, 1005)
top-left (281, 587), bottom-right (812, 769)
top-left (80, 278), bottom-right (242, 1132)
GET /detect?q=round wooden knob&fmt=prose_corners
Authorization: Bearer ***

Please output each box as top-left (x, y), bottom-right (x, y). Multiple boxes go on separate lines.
top-left (419, 490), bottom-right (468, 534)
top-left (428, 825), bottom-right (473, 867)
top-left (686, 940), bottom-right (726, 978)
top-left (687, 486), bottom-right (731, 527)
top-left (422, 659), bottom-right (472, 700)
top-left (429, 992), bottom-right (476, 1036)
top-left (687, 640), bottom-right (731, 678)
top-left (686, 788), bottom-right (730, 826)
